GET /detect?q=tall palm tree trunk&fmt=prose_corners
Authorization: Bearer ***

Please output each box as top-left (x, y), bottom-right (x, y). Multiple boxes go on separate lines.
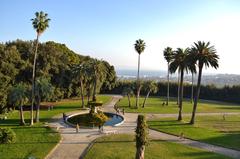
top-left (167, 63), bottom-right (170, 105)
top-left (127, 94), bottom-right (131, 107)
top-left (191, 73), bottom-right (194, 103)
top-left (35, 92), bottom-right (40, 122)
top-left (92, 79), bottom-right (97, 101)
top-left (135, 146), bottom-right (145, 159)
top-left (136, 54), bottom-right (141, 108)
top-left (190, 65), bottom-right (203, 124)
top-left (19, 105), bottom-right (25, 125)
top-left (178, 69), bottom-right (184, 121)
top-left (80, 79), bottom-right (84, 108)
top-left (31, 34), bottom-right (39, 125)
top-left (177, 71), bottom-right (180, 105)
top-left (142, 90), bottom-right (150, 108)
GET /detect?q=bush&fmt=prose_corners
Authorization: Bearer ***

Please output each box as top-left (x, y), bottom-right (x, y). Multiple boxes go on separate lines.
top-left (92, 111), bottom-right (109, 126)
top-left (0, 128), bottom-right (16, 144)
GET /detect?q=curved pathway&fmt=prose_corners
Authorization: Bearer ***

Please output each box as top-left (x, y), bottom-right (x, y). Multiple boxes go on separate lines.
top-left (46, 96), bottom-right (240, 159)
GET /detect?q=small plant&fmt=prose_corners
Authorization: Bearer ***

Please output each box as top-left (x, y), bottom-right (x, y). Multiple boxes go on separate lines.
top-left (91, 111), bottom-right (109, 127)
top-left (0, 128), bottom-right (16, 144)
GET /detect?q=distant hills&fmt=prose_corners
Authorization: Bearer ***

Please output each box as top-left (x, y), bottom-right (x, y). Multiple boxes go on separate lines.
top-left (116, 69), bottom-right (240, 87)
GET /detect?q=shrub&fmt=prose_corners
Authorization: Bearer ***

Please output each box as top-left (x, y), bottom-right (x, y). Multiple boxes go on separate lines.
top-left (92, 111), bottom-right (109, 126)
top-left (0, 128), bottom-right (16, 144)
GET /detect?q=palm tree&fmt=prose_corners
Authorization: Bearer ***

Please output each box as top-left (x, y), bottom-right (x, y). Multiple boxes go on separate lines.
top-left (35, 77), bottom-right (54, 122)
top-left (190, 41), bottom-right (219, 124)
top-left (122, 87), bottom-right (134, 107)
top-left (9, 84), bottom-right (29, 125)
top-left (88, 59), bottom-right (106, 101)
top-left (142, 81), bottom-right (158, 108)
top-left (170, 48), bottom-right (192, 121)
top-left (72, 63), bottom-right (87, 108)
top-left (30, 11), bottom-right (50, 125)
top-left (163, 47), bottom-right (173, 105)
top-left (134, 39), bottom-right (146, 108)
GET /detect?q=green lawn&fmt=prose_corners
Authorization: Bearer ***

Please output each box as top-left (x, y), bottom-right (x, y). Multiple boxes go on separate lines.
top-left (148, 115), bottom-right (240, 150)
top-left (118, 96), bottom-right (240, 113)
top-left (0, 95), bottom-right (111, 159)
top-left (84, 134), bottom-right (230, 159)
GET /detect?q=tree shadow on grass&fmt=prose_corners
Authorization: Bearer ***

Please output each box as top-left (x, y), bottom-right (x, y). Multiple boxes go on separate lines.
top-left (201, 133), bottom-right (240, 151)
top-left (180, 151), bottom-right (230, 159)
top-left (0, 118), bottom-right (52, 126)
top-left (95, 140), bottom-right (134, 144)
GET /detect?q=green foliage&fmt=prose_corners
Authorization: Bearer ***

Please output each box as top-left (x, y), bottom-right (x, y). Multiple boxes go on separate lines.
top-left (92, 111), bottom-right (109, 126)
top-left (135, 115), bottom-right (148, 148)
top-left (31, 11), bottom-right (50, 35)
top-left (102, 80), bottom-right (240, 104)
top-left (0, 128), bottom-right (16, 144)
top-left (0, 40), bottom-right (116, 113)
top-left (134, 39), bottom-right (146, 55)
top-left (142, 81), bottom-right (158, 94)
top-left (8, 83), bottom-right (29, 108)
top-left (163, 47), bottom-right (173, 63)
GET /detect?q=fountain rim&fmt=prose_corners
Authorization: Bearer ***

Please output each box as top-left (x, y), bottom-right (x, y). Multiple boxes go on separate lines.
top-left (65, 111), bottom-right (125, 128)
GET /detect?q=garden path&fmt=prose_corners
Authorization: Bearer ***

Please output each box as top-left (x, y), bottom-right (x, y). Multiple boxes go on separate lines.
top-left (46, 95), bottom-right (240, 159)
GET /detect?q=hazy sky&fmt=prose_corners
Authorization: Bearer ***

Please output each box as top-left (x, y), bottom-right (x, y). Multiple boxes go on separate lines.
top-left (1, 0), bottom-right (240, 74)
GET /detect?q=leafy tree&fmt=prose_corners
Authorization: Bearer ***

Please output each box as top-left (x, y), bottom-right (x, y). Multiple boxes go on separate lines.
top-left (135, 115), bottom-right (148, 159)
top-left (122, 87), bottom-right (134, 107)
top-left (189, 41), bottom-right (219, 124)
top-left (134, 39), bottom-right (146, 108)
top-left (8, 83), bottom-right (29, 125)
top-left (0, 40), bottom-right (116, 115)
top-left (35, 77), bottom-right (54, 122)
top-left (163, 47), bottom-right (173, 105)
top-left (170, 48), bottom-right (192, 121)
top-left (142, 81), bottom-right (158, 108)
top-left (30, 11), bottom-right (50, 125)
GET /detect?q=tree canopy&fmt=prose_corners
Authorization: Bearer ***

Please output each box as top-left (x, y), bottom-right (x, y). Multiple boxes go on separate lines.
top-left (0, 40), bottom-right (116, 114)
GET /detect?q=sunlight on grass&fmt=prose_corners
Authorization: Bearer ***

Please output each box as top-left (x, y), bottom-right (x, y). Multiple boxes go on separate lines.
top-left (84, 134), bottom-right (230, 159)
top-left (148, 115), bottom-right (240, 150)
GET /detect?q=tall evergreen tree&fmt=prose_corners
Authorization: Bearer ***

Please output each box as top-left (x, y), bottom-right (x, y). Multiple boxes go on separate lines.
top-left (135, 115), bottom-right (148, 159)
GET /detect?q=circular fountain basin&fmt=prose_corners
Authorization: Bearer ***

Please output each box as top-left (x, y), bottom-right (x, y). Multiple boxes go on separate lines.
top-left (66, 112), bottom-right (124, 127)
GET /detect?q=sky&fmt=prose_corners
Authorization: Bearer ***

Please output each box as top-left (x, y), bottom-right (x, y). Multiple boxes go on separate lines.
top-left (1, 0), bottom-right (240, 74)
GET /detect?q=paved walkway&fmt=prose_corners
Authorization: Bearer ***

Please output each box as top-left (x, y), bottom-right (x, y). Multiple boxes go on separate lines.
top-left (46, 96), bottom-right (240, 159)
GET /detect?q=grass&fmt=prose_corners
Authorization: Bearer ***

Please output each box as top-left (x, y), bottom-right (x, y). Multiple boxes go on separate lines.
top-left (84, 134), bottom-right (231, 159)
top-left (118, 96), bottom-right (240, 114)
top-left (148, 115), bottom-right (240, 150)
top-left (0, 95), bottom-right (111, 159)
top-left (0, 126), bottom-right (60, 159)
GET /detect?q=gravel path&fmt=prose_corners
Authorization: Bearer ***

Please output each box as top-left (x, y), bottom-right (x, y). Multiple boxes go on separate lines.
top-left (46, 96), bottom-right (240, 159)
